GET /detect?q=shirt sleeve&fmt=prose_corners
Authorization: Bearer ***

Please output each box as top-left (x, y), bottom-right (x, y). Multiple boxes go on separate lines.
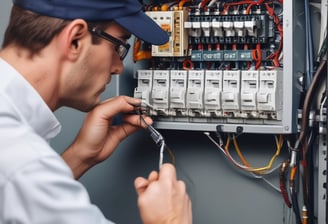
top-left (2, 155), bottom-right (115, 224)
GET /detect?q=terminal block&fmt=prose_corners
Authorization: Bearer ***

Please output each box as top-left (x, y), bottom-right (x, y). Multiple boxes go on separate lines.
top-left (184, 9), bottom-right (202, 38)
top-left (185, 11), bottom-right (271, 44)
top-left (146, 9), bottom-right (188, 57)
top-left (212, 18), bottom-right (224, 37)
top-left (201, 19), bottom-right (211, 37)
top-left (222, 20), bottom-right (235, 37)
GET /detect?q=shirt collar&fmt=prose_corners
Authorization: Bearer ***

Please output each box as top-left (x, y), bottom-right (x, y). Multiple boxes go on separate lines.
top-left (0, 58), bottom-right (61, 140)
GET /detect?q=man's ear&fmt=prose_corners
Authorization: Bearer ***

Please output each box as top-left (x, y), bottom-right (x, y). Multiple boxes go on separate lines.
top-left (72, 39), bottom-right (79, 49)
top-left (59, 19), bottom-right (89, 61)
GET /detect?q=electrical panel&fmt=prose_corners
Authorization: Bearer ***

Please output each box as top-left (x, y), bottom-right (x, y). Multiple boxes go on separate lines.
top-left (134, 0), bottom-right (305, 134)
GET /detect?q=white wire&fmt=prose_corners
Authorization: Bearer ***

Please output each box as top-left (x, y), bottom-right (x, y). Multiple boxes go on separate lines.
top-left (159, 141), bottom-right (165, 169)
top-left (208, 0), bottom-right (217, 7)
top-left (204, 132), bottom-right (251, 170)
top-left (138, 108), bottom-right (165, 170)
top-left (253, 173), bottom-right (281, 193)
top-left (141, 100), bottom-right (154, 109)
top-left (320, 96), bottom-right (327, 120)
top-left (283, 203), bottom-right (294, 224)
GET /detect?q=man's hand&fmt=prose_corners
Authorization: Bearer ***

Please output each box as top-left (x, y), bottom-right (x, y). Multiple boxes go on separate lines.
top-left (135, 163), bottom-right (192, 224)
top-left (61, 96), bottom-right (151, 179)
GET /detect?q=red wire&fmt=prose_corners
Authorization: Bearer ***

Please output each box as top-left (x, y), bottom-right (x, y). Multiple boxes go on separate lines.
top-left (182, 59), bottom-right (193, 70)
top-left (252, 44), bottom-right (262, 69)
top-left (280, 161), bottom-right (292, 208)
top-left (264, 3), bottom-right (283, 67)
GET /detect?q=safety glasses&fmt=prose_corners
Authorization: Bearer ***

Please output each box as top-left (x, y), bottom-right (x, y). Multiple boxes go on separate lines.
top-left (88, 26), bottom-right (131, 60)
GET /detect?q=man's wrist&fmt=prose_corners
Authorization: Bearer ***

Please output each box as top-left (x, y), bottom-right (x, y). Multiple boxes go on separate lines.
top-left (61, 146), bottom-right (94, 179)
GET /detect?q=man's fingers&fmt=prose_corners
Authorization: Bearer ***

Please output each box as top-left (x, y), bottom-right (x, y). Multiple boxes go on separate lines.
top-left (148, 171), bottom-right (159, 182)
top-left (135, 170), bottom-right (159, 196)
top-left (122, 114), bottom-right (153, 128)
top-left (158, 163), bottom-right (177, 181)
top-left (97, 96), bottom-right (141, 119)
top-left (113, 114), bottom-right (152, 142)
top-left (134, 177), bottom-right (149, 196)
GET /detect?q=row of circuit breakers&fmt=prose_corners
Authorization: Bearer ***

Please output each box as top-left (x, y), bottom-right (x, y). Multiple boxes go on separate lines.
top-left (133, 1), bottom-right (303, 133)
top-left (134, 69), bottom-right (282, 119)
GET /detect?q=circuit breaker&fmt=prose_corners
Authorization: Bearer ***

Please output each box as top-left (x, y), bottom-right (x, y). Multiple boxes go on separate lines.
top-left (151, 70), bottom-right (170, 116)
top-left (222, 70), bottom-right (240, 113)
top-left (240, 70), bottom-right (259, 117)
top-left (204, 70), bottom-right (222, 117)
top-left (186, 70), bottom-right (205, 117)
top-left (169, 70), bottom-right (188, 116)
top-left (134, 70), bottom-right (153, 107)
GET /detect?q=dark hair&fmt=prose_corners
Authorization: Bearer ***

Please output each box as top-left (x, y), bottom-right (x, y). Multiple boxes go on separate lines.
top-left (2, 5), bottom-right (110, 57)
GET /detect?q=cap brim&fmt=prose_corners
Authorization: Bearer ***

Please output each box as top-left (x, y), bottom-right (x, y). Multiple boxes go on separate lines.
top-left (114, 11), bottom-right (169, 45)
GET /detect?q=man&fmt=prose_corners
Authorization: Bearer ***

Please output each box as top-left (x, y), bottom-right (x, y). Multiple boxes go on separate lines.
top-left (0, 0), bottom-right (192, 223)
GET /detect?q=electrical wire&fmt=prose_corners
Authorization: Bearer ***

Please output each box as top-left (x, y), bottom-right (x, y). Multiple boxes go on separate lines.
top-left (290, 165), bottom-right (302, 224)
top-left (293, 56), bottom-right (327, 156)
top-left (280, 160), bottom-right (292, 208)
top-left (178, 0), bottom-right (192, 10)
top-left (325, 9), bottom-right (328, 223)
top-left (133, 38), bottom-right (152, 63)
top-left (302, 205), bottom-right (308, 224)
top-left (139, 112), bottom-right (165, 169)
top-left (264, 2), bottom-right (283, 67)
top-left (252, 43), bottom-right (262, 69)
top-left (204, 132), bottom-right (281, 193)
top-left (232, 134), bottom-right (283, 174)
top-left (283, 201), bottom-right (296, 224)
top-left (320, 96), bottom-right (327, 126)
top-left (290, 52), bottom-right (327, 221)
top-left (137, 101), bottom-right (176, 167)
top-left (136, 110), bottom-right (175, 169)
top-left (290, 58), bottom-right (328, 223)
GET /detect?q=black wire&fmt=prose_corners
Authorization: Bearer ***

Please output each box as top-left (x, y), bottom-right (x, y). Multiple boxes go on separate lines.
top-left (297, 57), bottom-right (327, 153)
top-left (326, 11), bottom-right (328, 224)
top-left (306, 130), bottom-right (316, 224)
top-left (292, 192), bottom-right (302, 224)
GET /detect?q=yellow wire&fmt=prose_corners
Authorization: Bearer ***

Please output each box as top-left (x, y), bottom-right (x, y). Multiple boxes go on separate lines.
top-left (225, 135), bottom-right (231, 150)
top-left (178, 0), bottom-right (192, 10)
top-left (231, 134), bottom-right (283, 173)
top-left (166, 145), bottom-right (176, 165)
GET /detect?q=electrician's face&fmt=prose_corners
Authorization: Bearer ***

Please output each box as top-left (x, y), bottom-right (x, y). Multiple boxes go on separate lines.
top-left (63, 23), bottom-right (131, 111)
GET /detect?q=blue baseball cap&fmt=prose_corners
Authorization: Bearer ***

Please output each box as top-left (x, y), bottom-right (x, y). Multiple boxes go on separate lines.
top-left (12, 0), bottom-right (169, 45)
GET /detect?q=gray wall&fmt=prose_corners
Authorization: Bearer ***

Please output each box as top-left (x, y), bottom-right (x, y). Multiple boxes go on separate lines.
top-left (1, 2), bottom-right (292, 223)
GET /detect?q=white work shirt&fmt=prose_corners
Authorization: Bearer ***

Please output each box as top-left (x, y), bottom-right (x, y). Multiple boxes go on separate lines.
top-left (0, 58), bottom-right (114, 224)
